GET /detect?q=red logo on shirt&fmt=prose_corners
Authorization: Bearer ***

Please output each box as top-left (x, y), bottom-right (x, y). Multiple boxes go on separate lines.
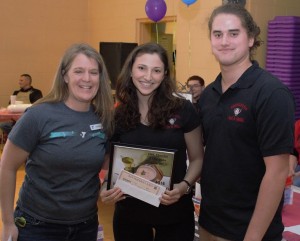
top-left (227, 103), bottom-right (248, 123)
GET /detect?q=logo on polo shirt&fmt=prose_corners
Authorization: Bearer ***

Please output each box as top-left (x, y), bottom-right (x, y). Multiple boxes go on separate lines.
top-left (166, 115), bottom-right (180, 129)
top-left (169, 118), bottom-right (176, 125)
top-left (228, 103), bottom-right (248, 123)
top-left (233, 108), bottom-right (242, 116)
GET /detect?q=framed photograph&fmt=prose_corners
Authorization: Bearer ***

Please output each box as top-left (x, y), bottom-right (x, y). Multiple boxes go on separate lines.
top-left (107, 143), bottom-right (176, 190)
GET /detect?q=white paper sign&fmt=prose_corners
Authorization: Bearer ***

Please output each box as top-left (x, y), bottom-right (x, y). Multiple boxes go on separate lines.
top-left (115, 169), bottom-right (166, 207)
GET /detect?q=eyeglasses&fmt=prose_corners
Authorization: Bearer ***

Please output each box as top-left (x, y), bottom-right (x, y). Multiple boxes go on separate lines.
top-left (187, 84), bottom-right (202, 89)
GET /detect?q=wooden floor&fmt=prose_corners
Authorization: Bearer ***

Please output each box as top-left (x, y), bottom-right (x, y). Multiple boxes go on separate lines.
top-left (0, 164), bottom-right (115, 241)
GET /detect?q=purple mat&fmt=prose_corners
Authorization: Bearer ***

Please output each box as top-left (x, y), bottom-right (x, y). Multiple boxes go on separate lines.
top-left (266, 66), bottom-right (300, 71)
top-left (267, 46), bottom-right (300, 53)
top-left (267, 42), bottom-right (300, 47)
top-left (266, 58), bottom-right (300, 64)
top-left (269, 16), bottom-right (300, 23)
top-left (267, 39), bottom-right (300, 44)
top-left (268, 26), bottom-right (300, 32)
top-left (268, 24), bottom-right (300, 30)
top-left (266, 52), bottom-right (300, 62)
top-left (266, 72), bottom-right (300, 80)
top-left (266, 52), bottom-right (300, 61)
top-left (267, 33), bottom-right (300, 39)
top-left (267, 46), bottom-right (300, 52)
top-left (266, 61), bottom-right (300, 67)
top-left (270, 25), bottom-right (300, 29)
top-left (266, 67), bottom-right (300, 75)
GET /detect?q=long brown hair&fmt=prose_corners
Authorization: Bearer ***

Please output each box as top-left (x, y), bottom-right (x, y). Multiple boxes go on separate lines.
top-left (115, 42), bottom-right (184, 130)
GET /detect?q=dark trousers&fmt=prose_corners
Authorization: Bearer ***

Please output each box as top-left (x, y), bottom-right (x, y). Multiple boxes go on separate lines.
top-left (14, 207), bottom-right (98, 241)
top-left (113, 211), bottom-right (195, 241)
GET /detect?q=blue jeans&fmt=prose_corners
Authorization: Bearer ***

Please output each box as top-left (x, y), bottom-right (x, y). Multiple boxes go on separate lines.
top-left (14, 207), bottom-right (98, 241)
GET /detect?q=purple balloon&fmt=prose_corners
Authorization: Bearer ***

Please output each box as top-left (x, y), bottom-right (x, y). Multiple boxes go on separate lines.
top-left (145, 0), bottom-right (167, 22)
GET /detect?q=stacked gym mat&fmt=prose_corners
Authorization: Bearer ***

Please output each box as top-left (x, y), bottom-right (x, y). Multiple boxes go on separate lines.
top-left (266, 16), bottom-right (300, 120)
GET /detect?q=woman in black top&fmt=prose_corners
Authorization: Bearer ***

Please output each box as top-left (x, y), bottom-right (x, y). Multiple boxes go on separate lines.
top-left (100, 42), bottom-right (204, 241)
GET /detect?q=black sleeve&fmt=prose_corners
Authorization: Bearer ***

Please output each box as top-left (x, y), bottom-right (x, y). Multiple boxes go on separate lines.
top-left (30, 89), bottom-right (43, 103)
top-left (291, 148), bottom-right (299, 159)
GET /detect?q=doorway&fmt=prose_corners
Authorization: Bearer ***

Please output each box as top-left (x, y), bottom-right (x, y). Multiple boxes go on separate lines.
top-left (136, 16), bottom-right (177, 80)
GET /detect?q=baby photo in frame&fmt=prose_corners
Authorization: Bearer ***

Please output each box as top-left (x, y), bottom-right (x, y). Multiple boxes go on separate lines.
top-left (107, 142), bottom-right (176, 190)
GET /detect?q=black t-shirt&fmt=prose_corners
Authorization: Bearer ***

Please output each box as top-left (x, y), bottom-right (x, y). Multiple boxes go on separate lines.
top-left (112, 100), bottom-right (200, 224)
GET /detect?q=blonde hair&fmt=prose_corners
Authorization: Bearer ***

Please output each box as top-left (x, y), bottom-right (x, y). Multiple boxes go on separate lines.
top-left (35, 43), bottom-right (114, 137)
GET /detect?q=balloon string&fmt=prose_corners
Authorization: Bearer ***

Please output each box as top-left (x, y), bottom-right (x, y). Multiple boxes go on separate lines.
top-left (156, 23), bottom-right (159, 44)
top-left (173, 17), bottom-right (177, 81)
top-left (188, 23), bottom-right (191, 74)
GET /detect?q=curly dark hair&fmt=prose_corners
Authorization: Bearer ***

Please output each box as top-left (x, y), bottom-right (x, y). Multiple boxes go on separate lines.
top-left (208, 3), bottom-right (263, 60)
top-left (115, 42), bottom-right (184, 130)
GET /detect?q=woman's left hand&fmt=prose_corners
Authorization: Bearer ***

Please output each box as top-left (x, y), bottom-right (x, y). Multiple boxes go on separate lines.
top-left (160, 182), bottom-right (188, 205)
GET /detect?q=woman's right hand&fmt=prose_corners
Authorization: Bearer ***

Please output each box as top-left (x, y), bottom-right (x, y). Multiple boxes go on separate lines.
top-left (100, 187), bottom-right (125, 204)
top-left (1, 223), bottom-right (18, 241)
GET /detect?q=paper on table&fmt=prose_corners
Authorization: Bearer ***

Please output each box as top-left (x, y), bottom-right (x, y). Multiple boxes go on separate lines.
top-left (7, 104), bottom-right (32, 113)
top-left (284, 225), bottom-right (300, 235)
top-left (115, 169), bottom-right (166, 207)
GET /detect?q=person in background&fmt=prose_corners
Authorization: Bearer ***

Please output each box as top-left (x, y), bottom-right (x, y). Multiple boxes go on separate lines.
top-left (11, 74), bottom-right (43, 104)
top-left (100, 42), bottom-right (204, 241)
top-left (0, 74), bottom-right (43, 135)
top-left (186, 75), bottom-right (205, 110)
top-left (0, 43), bottom-right (114, 241)
top-left (198, 4), bottom-right (295, 241)
top-left (290, 119), bottom-right (300, 187)
top-left (289, 150), bottom-right (300, 187)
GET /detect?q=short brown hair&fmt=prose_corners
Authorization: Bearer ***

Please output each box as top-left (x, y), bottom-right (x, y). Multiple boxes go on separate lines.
top-left (187, 75), bottom-right (205, 86)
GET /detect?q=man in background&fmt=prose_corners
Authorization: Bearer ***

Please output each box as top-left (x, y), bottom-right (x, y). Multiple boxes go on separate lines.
top-left (11, 74), bottom-right (43, 104)
top-left (0, 74), bottom-right (43, 135)
top-left (186, 75), bottom-right (205, 112)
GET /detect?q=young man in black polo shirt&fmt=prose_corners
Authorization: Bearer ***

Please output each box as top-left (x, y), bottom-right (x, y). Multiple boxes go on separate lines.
top-left (198, 4), bottom-right (295, 241)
